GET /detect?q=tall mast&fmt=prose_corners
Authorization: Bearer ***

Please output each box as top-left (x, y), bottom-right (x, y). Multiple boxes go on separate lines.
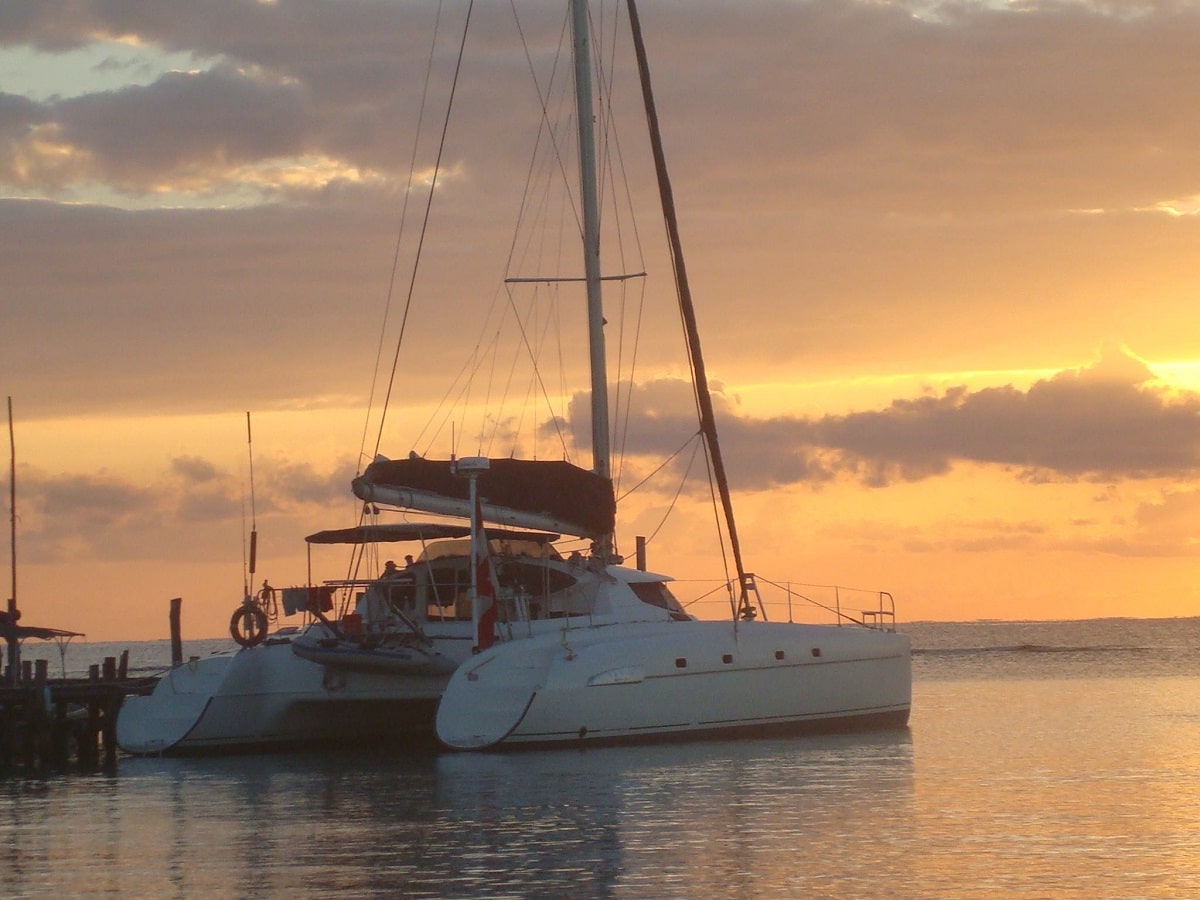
top-left (626, 1), bottom-right (753, 617)
top-left (571, 0), bottom-right (613, 559)
top-left (7, 398), bottom-right (18, 683)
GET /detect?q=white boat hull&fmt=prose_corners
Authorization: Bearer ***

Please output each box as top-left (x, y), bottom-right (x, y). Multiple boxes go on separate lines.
top-left (436, 620), bottom-right (911, 750)
top-left (116, 632), bottom-right (456, 755)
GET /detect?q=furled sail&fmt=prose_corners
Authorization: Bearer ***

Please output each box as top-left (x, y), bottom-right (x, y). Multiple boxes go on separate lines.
top-left (305, 523), bottom-right (559, 545)
top-left (352, 457), bottom-right (615, 539)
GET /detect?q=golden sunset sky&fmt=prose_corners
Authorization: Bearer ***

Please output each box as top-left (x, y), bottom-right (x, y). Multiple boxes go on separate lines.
top-left (3, 0), bottom-right (1200, 642)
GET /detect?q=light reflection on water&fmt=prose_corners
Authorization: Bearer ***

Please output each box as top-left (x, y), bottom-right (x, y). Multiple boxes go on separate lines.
top-left (4, 619), bottom-right (1200, 896)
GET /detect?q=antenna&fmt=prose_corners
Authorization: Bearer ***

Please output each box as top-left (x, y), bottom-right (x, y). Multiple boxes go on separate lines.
top-left (7, 397), bottom-right (18, 684)
top-left (246, 412), bottom-right (258, 579)
top-left (7, 398), bottom-right (15, 619)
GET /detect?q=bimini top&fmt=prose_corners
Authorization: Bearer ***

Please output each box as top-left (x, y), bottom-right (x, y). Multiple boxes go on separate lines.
top-left (305, 522), bottom-right (560, 545)
top-left (351, 456), bottom-right (616, 539)
top-left (0, 620), bottom-right (84, 641)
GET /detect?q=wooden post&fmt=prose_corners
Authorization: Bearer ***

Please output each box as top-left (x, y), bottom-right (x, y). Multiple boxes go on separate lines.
top-left (636, 536), bottom-right (647, 571)
top-left (83, 701), bottom-right (100, 769)
top-left (51, 698), bottom-right (70, 768)
top-left (117, 649), bottom-right (129, 680)
top-left (169, 597), bottom-right (183, 667)
top-left (101, 692), bottom-right (118, 772)
top-left (23, 691), bottom-right (39, 771)
top-left (1, 696), bottom-right (12, 770)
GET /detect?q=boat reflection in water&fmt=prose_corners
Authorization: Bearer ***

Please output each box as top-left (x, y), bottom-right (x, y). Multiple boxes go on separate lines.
top-left (104, 731), bottom-right (914, 896)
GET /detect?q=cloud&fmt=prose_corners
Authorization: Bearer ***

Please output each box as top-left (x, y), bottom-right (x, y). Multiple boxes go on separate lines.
top-left (4, 0), bottom-right (1200, 425)
top-left (589, 348), bottom-right (1200, 492)
top-left (171, 455), bottom-right (222, 483)
top-left (810, 347), bottom-right (1200, 484)
top-left (259, 456), bottom-right (359, 509)
top-left (50, 65), bottom-right (310, 193)
top-left (0, 1), bottom-right (477, 199)
top-left (5, 0), bottom-right (1200, 211)
top-left (7, 453), bottom-right (356, 563)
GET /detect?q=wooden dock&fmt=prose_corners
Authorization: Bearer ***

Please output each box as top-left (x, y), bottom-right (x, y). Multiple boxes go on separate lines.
top-left (0, 653), bottom-right (157, 775)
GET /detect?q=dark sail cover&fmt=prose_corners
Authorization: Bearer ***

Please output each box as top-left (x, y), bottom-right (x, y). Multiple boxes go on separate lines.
top-left (305, 523), bottom-right (559, 545)
top-left (353, 457), bottom-right (615, 539)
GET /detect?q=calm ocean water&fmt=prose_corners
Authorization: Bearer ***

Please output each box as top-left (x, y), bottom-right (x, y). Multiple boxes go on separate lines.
top-left (3, 618), bottom-right (1199, 897)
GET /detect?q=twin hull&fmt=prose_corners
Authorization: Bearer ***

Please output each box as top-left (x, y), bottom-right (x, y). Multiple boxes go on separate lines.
top-left (117, 618), bottom-right (911, 754)
top-left (436, 620), bottom-right (912, 750)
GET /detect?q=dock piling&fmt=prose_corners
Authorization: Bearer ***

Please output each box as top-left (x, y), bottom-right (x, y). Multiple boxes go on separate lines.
top-left (170, 597), bottom-right (183, 667)
top-left (0, 656), bottom-right (155, 776)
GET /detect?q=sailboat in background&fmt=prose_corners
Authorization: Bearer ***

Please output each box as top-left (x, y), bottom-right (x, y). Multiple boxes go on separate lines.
top-left (4, 397), bottom-right (85, 685)
top-left (116, 0), bottom-right (909, 755)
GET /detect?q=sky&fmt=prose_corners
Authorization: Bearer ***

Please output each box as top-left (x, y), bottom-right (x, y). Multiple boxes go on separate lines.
top-left (3, 0), bottom-right (1200, 642)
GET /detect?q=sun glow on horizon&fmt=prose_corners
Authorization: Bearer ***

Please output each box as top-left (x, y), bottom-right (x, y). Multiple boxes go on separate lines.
top-left (726, 351), bottom-right (1200, 419)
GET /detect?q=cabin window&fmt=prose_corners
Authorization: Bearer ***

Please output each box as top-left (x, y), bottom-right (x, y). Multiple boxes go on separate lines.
top-left (630, 582), bottom-right (689, 621)
top-left (495, 560), bottom-right (576, 596)
top-left (425, 564), bottom-right (472, 620)
top-left (414, 554), bottom-right (579, 622)
top-left (384, 576), bottom-right (417, 613)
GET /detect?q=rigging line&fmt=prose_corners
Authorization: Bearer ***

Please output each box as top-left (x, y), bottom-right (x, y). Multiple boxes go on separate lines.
top-left (374, 0), bottom-right (477, 461)
top-left (421, 345), bottom-right (488, 456)
top-left (486, 4), bottom-right (575, 462)
top-left (509, 4), bottom-right (585, 252)
top-left (240, 491), bottom-right (248, 600)
top-left (409, 352), bottom-right (472, 453)
top-left (360, 1), bottom-right (447, 472)
top-left (552, 196), bottom-right (570, 445)
top-left (464, 290), bottom-right (505, 457)
top-left (607, 96), bottom-right (652, 481)
top-left (640, 436), bottom-right (704, 546)
top-left (754, 575), bottom-right (868, 627)
top-left (588, 1), bottom-right (611, 223)
top-left (488, 287), bottom-right (554, 458)
top-left (509, 304), bottom-right (551, 459)
top-left (615, 430), bottom-right (700, 503)
top-left (245, 411), bottom-right (257, 533)
top-left (678, 579), bottom-right (731, 610)
top-left (616, 280), bottom-right (647, 498)
top-left (478, 222), bottom-right (572, 458)
top-left (490, 94), bottom-right (577, 464)
top-left (498, 284), bottom-right (573, 459)
top-left (696, 430), bottom-right (737, 619)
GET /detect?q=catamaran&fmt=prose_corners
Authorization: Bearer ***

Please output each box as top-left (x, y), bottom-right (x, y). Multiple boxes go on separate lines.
top-left (116, 0), bottom-right (910, 755)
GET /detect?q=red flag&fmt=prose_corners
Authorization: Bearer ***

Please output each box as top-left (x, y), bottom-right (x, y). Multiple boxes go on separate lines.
top-left (474, 495), bottom-right (498, 650)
